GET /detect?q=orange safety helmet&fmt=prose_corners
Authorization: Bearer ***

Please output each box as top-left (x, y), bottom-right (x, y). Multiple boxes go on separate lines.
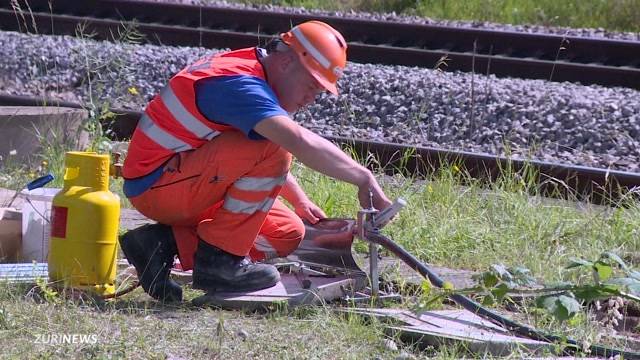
top-left (280, 21), bottom-right (347, 95)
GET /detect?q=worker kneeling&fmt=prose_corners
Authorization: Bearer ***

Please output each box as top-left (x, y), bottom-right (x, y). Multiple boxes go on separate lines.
top-left (120, 21), bottom-right (391, 302)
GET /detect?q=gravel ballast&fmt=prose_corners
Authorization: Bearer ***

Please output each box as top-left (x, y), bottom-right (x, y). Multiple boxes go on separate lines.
top-left (1, 30), bottom-right (639, 172)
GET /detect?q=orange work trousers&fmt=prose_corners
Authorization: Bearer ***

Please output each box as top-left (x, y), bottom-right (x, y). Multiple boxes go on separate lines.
top-left (129, 131), bottom-right (305, 270)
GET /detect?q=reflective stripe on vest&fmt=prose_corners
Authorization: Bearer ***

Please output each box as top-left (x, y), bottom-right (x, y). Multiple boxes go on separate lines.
top-left (159, 86), bottom-right (220, 140)
top-left (138, 114), bottom-right (193, 151)
top-left (139, 85), bottom-right (222, 152)
top-left (223, 196), bottom-right (276, 214)
top-left (234, 175), bottom-right (286, 192)
top-left (123, 47), bottom-right (267, 179)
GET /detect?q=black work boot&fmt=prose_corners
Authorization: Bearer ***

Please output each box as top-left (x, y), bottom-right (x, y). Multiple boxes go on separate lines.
top-left (119, 223), bottom-right (183, 302)
top-left (192, 239), bottom-right (280, 293)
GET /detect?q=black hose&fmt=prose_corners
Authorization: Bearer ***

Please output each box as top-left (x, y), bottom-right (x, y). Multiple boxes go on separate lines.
top-left (366, 231), bottom-right (640, 359)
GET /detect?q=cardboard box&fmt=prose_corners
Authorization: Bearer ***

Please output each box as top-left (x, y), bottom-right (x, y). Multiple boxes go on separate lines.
top-left (0, 208), bottom-right (22, 263)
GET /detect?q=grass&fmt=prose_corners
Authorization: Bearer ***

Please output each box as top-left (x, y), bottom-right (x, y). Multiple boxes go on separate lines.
top-left (3, 128), bottom-right (640, 358)
top-left (1, 158), bottom-right (639, 358)
top-left (230, 0), bottom-right (640, 33)
top-left (0, 283), bottom-right (405, 359)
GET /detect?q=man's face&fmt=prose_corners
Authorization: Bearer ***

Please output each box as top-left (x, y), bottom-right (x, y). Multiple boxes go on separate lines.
top-left (276, 55), bottom-right (326, 113)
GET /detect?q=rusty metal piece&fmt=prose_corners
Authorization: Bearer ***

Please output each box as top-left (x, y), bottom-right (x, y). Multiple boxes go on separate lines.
top-left (287, 218), bottom-right (362, 271)
top-left (342, 308), bottom-right (555, 357)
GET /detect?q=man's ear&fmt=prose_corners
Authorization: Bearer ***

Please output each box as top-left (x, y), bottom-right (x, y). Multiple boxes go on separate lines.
top-left (279, 52), bottom-right (296, 72)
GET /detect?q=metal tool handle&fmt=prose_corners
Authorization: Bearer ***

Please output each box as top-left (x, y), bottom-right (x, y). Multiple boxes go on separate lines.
top-left (372, 197), bottom-right (407, 229)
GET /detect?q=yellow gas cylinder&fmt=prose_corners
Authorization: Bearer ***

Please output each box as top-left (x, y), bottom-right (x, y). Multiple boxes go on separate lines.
top-left (48, 152), bottom-right (120, 296)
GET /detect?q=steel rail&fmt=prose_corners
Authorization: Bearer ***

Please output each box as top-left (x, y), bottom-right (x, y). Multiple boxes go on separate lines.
top-left (1, 0), bottom-right (639, 89)
top-left (2, 93), bottom-right (638, 206)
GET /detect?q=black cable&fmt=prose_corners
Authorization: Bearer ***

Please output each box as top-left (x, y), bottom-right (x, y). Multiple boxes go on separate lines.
top-left (366, 231), bottom-right (640, 359)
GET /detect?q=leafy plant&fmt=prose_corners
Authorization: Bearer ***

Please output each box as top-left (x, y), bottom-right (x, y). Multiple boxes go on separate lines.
top-left (536, 293), bottom-right (582, 322)
top-left (35, 276), bottom-right (60, 304)
top-left (473, 263), bottom-right (537, 306)
top-left (467, 252), bottom-right (640, 322)
top-left (564, 252), bottom-right (640, 303)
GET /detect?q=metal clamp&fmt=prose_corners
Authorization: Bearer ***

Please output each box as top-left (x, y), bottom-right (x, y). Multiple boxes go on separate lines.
top-left (356, 206), bottom-right (380, 297)
top-left (355, 195), bottom-right (407, 298)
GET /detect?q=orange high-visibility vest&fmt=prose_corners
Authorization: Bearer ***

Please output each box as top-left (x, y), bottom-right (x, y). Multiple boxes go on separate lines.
top-left (123, 47), bottom-right (268, 179)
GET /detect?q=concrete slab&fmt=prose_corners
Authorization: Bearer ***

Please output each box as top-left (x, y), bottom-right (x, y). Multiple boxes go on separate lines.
top-left (0, 188), bottom-right (23, 209)
top-left (344, 308), bottom-right (556, 357)
top-left (354, 253), bottom-right (478, 290)
top-left (0, 106), bottom-right (89, 165)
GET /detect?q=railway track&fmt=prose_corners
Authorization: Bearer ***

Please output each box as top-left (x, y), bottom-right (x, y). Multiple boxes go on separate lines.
top-left (1, 0), bottom-right (639, 89)
top-left (1, 93), bottom-right (638, 206)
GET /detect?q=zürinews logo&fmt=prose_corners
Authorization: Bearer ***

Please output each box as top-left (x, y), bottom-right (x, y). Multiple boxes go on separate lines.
top-left (35, 333), bottom-right (98, 345)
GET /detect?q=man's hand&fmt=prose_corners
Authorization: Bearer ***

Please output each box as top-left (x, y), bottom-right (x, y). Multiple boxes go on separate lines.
top-left (279, 173), bottom-right (327, 223)
top-left (357, 173), bottom-right (392, 211)
top-left (294, 200), bottom-right (327, 224)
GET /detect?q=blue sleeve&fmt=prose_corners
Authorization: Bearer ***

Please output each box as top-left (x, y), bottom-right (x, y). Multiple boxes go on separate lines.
top-left (123, 165), bottom-right (164, 198)
top-left (195, 75), bottom-right (288, 140)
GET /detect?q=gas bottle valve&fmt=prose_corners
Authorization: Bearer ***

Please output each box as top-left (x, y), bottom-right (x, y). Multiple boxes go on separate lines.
top-left (110, 152), bottom-right (123, 178)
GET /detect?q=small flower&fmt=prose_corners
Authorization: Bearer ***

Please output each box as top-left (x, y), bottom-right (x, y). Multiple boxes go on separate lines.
top-left (127, 86), bottom-right (139, 96)
top-left (41, 160), bottom-right (48, 167)
top-left (427, 184), bottom-right (433, 193)
top-left (452, 165), bottom-right (460, 173)
top-left (9, 149), bottom-right (17, 156)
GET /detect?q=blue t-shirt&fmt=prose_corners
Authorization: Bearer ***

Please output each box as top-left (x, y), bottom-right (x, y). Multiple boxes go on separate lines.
top-left (123, 75), bottom-right (287, 198)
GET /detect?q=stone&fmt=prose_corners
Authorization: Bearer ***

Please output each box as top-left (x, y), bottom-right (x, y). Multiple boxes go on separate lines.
top-left (383, 338), bottom-right (398, 351)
